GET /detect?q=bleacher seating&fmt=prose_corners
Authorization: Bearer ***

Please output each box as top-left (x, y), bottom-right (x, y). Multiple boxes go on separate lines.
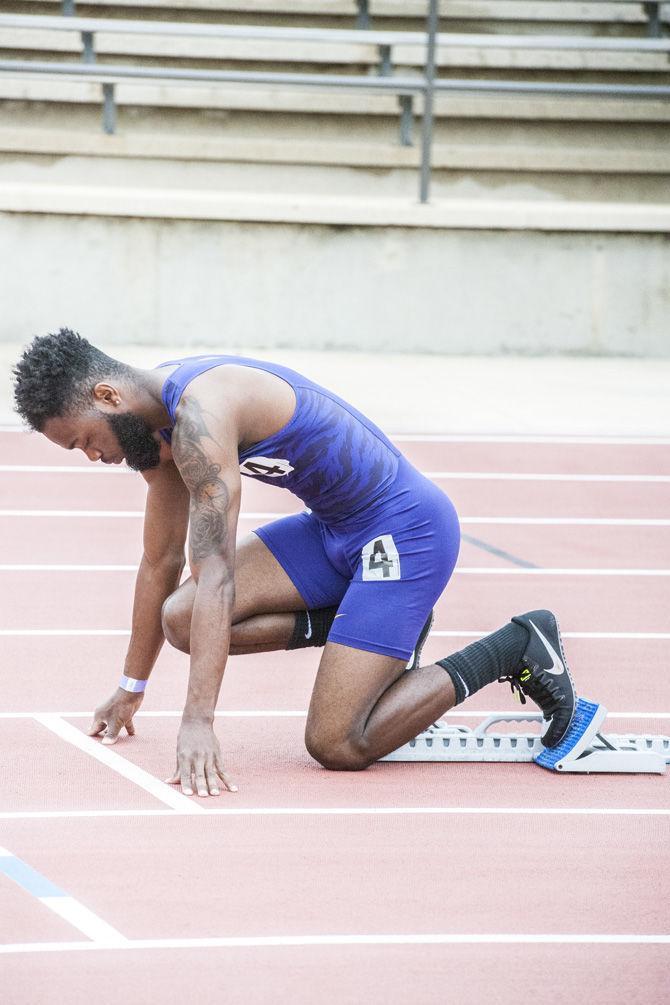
top-left (7, 1), bottom-right (670, 34)
top-left (1, 1), bottom-right (667, 357)
top-left (0, 1), bottom-right (668, 217)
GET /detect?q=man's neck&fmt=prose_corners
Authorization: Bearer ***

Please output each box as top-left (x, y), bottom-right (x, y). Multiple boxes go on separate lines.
top-left (132, 367), bottom-right (174, 431)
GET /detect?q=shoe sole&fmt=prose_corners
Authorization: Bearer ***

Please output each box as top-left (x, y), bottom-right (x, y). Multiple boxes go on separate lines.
top-left (406, 610), bottom-right (434, 671)
top-left (546, 612), bottom-right (578, 746)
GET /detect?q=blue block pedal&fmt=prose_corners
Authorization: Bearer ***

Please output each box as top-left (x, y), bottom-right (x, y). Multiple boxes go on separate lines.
top-left (535, 698), bottom-right (604, 772)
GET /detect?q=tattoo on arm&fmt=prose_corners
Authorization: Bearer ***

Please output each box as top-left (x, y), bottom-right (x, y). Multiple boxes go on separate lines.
top-left (171, 398), bottom-right (231, 565)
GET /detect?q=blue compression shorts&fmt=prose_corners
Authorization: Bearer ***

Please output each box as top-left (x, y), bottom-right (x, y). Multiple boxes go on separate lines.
top-left (254, 457), bottom-right (460, 661)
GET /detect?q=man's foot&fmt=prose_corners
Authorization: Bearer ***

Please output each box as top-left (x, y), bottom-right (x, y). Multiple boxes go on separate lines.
top-left (406, 610), bottom-right (434, 671)
top-left (500, 609), bottom-right (576, 748)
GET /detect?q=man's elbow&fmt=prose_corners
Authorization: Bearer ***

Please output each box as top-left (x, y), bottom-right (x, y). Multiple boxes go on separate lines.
top-left (142, 550), bottom-right (186, 577)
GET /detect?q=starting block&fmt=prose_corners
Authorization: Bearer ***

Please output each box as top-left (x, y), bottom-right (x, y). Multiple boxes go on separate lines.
top-left (382, 698), bottom-right (670, 774)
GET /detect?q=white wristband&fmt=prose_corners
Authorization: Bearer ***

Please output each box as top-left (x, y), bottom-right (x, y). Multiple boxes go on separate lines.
top-left (119, 674), bottom-right (147, 694)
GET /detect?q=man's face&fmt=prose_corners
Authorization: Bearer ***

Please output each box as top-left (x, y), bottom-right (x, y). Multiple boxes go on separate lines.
top-left (43, 405), bottom-right (161, 472)
top-left (103, 411), bottom-right (161, 471)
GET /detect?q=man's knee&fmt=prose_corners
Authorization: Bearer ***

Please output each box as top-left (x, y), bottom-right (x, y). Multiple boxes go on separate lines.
top-left (161, 593), bottom-right (190, 653)
top-left (304, 721), bottom-right (373, 772)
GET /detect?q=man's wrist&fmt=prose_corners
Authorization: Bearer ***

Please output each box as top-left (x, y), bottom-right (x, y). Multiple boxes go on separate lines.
top-left (119, 674), bottom-right (148, 694)
top-left (182, 703), bottom-right (215, 724)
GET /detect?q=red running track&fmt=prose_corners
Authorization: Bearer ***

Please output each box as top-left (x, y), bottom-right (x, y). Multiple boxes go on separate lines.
top-left (0, 431), bottom-right (669, 1004)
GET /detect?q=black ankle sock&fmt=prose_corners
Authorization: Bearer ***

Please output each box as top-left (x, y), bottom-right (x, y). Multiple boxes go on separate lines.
top-left (286, 607), bottom-right (338, 650)
top-left (436, 622), bottom-right (529, 704)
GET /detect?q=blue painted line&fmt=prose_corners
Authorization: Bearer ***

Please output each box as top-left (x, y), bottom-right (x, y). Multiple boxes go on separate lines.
top-left (460, 532), bottom-right (538, 569)
top-left (0, 853), bottom-right (67, 899)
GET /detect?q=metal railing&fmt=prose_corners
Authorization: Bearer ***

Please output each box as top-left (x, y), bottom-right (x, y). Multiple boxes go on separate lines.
top-left (1, 5), bottom-right (669, 202)
top-left (56, 0), bottom-right (668, 40)
top-left (3, 12), bottom-right (670, 62)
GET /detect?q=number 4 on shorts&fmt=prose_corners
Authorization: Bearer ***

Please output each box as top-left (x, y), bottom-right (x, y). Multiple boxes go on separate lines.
top-left (362, 534), bottom-right (401, 581)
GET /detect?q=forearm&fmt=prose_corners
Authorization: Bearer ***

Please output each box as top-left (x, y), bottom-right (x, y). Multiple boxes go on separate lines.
top-left (183, 573), bottom-right (235, 721)
top-left (123, 552), bottom-right (185, 680)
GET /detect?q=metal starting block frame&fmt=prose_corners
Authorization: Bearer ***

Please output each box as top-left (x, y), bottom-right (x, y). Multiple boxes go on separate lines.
top-left (382, 698), bottom-right (670, 774)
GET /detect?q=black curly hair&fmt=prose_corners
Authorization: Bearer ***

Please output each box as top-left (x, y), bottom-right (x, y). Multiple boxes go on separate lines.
top-left (13, 328), bottom-right (136, 431)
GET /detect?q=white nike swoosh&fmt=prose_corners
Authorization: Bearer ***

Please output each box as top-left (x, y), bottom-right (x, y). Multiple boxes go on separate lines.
top-left (529, 618), bottom-right (565, 675)
top-left (334, 613), bottom-right (346, 619)
top-left (455, 671), bottom-right (470, 698)
top-left (305, 612), bottom-right (312, 640)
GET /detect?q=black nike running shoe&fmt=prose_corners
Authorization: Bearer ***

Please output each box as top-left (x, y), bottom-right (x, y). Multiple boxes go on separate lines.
top-left (499, 609), bottom-right (576, 748)
top-left (406, 610), bottom-right (434, 671)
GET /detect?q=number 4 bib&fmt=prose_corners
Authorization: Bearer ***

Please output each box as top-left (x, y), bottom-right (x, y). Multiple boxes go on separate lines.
top-left (240, 456), bottom-right (294, 478)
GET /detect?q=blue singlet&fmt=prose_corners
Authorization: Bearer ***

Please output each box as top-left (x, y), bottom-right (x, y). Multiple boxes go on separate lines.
top-left (156, 354), bottom-right (460, 661)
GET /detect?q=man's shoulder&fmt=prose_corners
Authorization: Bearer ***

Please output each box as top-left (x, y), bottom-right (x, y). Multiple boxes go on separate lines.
top-left (174, 363), bottom-right (243, 415)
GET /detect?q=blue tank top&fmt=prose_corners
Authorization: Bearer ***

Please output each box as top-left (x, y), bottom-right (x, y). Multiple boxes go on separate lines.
top-left (156, 354), bottom-right (401, 524)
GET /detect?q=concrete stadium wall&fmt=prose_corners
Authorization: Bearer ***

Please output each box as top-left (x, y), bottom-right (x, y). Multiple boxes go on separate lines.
top-left (1, 212), bottom-right (668, 356)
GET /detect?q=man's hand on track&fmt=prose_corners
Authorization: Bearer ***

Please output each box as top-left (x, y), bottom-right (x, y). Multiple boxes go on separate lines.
top-left (166, 718), bottom-right (237, 797)
top-left (87, 689), bottom-right (144, 745)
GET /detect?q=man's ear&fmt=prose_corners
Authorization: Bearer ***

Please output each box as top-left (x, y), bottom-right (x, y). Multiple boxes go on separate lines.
top-left (93, 382), bottom-right (121, 407)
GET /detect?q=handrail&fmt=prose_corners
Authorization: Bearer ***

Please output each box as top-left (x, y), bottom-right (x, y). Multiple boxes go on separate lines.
top-left (1, 60), bottom-right (667, 147)
top-left (2, 58), bottom-right (668, 96)
top-left (0, 59), bottom-right (423, 92)
top-left (4, 58), bottom-right (669, 97)
top-left (1, 14), bottom-right (669, 53)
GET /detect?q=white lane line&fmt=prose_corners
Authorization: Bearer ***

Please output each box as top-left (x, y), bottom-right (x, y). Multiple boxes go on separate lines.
top-left (3, 465), bottom-right (669, 483)
top-left (431, 630), bottom-right (670, 640)
top-left (4, 564), bottom-right (670, 576)
top-left (0, 510), bottom-right (146, 518)
top-left (1, 510), bottom-right (668, 527)
top-left (0, 629), bottom-right (132, 636)
top-left (0, 806), bottom-right (669, 821)
top-left (40, 898), bottom-right (127, 944)
top-left (0, 510), bottom-right (287, 520)
top-left (32, 714), bottom-right (204, 815)
top-left (0, 846), bottom-right (126, 945)
top-left (2, 710), bottom-right (668, 721)
top-left (1, 565), bottom-right (137, 572)
top-left (2, 629), bottom-right (668, 640)
top-left (1, 932), bottom-right (669, 955)
top-left (0, 465), bottom-right (130, 474)
top-left (460, 517), bottom-right (670, 527)
top-left (4, 426), bottom-right (670, 445)
top-left (425, 472), bottom-right (670, 483)
top-left (391, 435), bottom-right (670, 445)
top-left (0, 710), bottom-right (308, 720)
top-left (455, 568), bottom-right (670, 577)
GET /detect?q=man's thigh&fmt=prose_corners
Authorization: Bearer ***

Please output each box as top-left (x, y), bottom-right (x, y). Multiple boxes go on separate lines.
top-left (166, 531), bottom-right (306, 626)
top-left (166, 508), bottom-right (349, 625)
top-left (234, 531), bottom-right (310, 621)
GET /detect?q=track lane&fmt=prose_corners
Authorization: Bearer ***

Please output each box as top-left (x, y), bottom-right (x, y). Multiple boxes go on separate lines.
top-left (0, 637), bottom-right (667, 715)
top-left (0, 720), bottom-right (164, 812)
top-left (2, 431), bottom-right (668, 1004)
top-left (2, 515), bottom-right (667, 568)
top-left (0, 876), bottom-right (82, 945)
top-left (3, 471), bottom-right (668, 520)
top-left (3, 431), bottom-right (669, 475)
top-left (3, 569), bottom-right (667, 633)
top-left (395, 440), bottom-right (670, 476)
top-left (46, 715), bottom-right (670, 813)
top-left (1, 944), bottom-right (668, 1005)
top-left (1, 814), bottom-right (667, 936)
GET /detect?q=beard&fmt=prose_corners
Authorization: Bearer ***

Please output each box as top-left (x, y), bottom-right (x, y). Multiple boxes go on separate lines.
top-left (105, 411), bottom-right (161, 471)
